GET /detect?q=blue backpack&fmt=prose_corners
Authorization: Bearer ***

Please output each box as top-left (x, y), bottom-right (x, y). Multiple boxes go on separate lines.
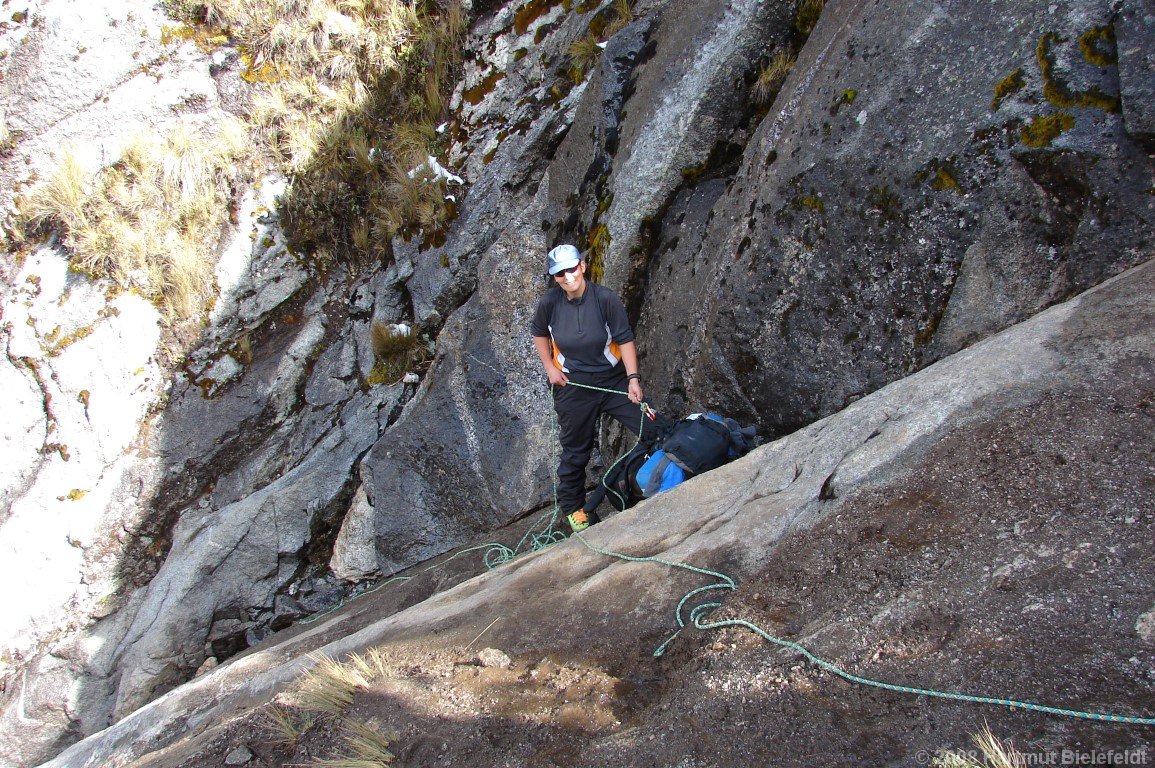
top-left (634, 413), bottom-right (757, 499)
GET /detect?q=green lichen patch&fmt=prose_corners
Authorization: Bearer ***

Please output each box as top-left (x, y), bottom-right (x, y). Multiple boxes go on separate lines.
top-left (916, 160), bottom-right (964, 193)
top-left (680, 161), bottom-right (711, 184)
top-left (585, 223), bottom-right (610, 284)
top-left (829, 88), bottom-right (858, 116)
top-left (991, 68), bottom-right (1025, 111)
top-left (796, 195), bottom-right (825, 213)
top-left (793, 0), bottom-right (825, 36)
top-left (678, 141), bottom-right (744, 187)
top-left (1020, 112), bottom-right (1075, 147)
top-left (914, 307), bottom-right (944, 346)
top-left (865, 184), bottom-right (903, 223)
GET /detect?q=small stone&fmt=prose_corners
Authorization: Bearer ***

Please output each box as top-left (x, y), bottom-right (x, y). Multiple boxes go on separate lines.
top-left (1136, 606), bottom-right (1155, 645)
top-left (477, 647), bottom-right (511, 669)
top-left (224, 745), bottom-right (253, 765)
top-left (195, 657), bottom-right (218, 676)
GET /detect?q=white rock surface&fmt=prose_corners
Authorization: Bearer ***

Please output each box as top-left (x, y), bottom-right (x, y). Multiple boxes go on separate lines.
top-left (330, 484), bottom-right (382, 582)
top-left (0, 242), bottom-right (164, 660)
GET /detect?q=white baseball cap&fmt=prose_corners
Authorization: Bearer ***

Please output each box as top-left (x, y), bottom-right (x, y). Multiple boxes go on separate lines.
top-left (545, 244), bottom-right (582, 276)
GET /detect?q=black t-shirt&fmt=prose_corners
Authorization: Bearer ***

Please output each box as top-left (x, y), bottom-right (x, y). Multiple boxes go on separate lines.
top-left (530, 283), bottom-right (635, 374)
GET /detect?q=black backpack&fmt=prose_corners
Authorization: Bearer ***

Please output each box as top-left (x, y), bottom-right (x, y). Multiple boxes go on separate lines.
top-left (586, 413), bottom-right (758, 513)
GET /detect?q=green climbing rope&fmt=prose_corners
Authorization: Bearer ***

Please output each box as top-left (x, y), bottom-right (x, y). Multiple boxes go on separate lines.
top-left (570, 532), bottom-right (1155, 727)
top-left (303, 380), bottom-right (1154, 728)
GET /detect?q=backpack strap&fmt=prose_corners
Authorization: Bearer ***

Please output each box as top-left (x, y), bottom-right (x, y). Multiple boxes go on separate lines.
top-left (642, 453), bottom-right (675, 497)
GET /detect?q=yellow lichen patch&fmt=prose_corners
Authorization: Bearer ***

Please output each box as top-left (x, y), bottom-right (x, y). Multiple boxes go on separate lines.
top-left (66, 489), bottom-right (87, 501)
top-left (930, 168), bottom-right (962, 193)
top-left (1036, 32), bottom-right (1120, 112)
top-left (47, 324), bottom-right (97, 356)
top-left (1079, 25), bottom-right (1116, 67)
top-left (991, 68), bottom-right (1025, 110)
top-left (1020, 112), bottom-right (1075, 147)
top-left (160, 23), bottom-right (230, 53)
top-left (239, 51), bottom-right (289, 84)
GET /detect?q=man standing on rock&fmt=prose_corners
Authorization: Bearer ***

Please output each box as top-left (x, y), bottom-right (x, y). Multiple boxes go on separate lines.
top-left (530, 244), bottom-right (666, 532)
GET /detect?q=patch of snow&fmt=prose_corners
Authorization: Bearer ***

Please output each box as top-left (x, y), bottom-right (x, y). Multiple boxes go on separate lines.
top-left (409, 156), bottom-right (465, 186)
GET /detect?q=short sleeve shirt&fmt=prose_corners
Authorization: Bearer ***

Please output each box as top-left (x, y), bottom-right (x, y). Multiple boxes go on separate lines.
top-left (530, 284), bottom-right (635, 373)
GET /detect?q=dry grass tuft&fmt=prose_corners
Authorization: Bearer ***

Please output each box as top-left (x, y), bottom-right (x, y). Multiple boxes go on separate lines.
top-left (17, 119), bottom-right (252, 320)
top-left (295, 652), bottom-right (374, 717)
top-left (310, 719), bottom-right (399, 766)
top-left (932, 726), bottom-right (1026, 768)
top-left (20, 148), bottom-right (92, 233)
top-left (752, 51), bottom-right (795, 105)
top-left (567, 0), bottom-right (634, 83)
top-left (567, 34), bottom-right (604, 82)
top-left (604, 0), bottom-right (634, 38)
top-left (263, 702), bottom-right (312, 745)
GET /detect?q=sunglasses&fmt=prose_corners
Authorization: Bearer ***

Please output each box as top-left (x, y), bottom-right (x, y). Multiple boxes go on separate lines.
top-left (552, 264), bottom-right (582, 276)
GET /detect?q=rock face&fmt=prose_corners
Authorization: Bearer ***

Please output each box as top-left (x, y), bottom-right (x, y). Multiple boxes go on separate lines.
top-left (38, 258), bottom-right (1155, 768)
top-left (0, 0), bottom-right (1153, 765)
top-left (352, 0), bottom-right (1153, 578)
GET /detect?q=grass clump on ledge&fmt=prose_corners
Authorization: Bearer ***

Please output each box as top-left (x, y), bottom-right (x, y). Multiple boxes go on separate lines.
top-left (16, 119), bottom-right (252, 320)
top-left (793, 0), bottom-right (826, 36)
top-left (165, 0), bottom-right (471, 262)
top-left (278, 650), bottom-right (398, 766)
top-left (16, 0), bottom-right (473, 322)
top-left (367, 322), bottom-right (428, 386)
top-left (752, 51), bottom-right (796, 105)
top-left (294, 650), bottom-right (386, 717)
top-left (566, 0), bottom-right (633, 83)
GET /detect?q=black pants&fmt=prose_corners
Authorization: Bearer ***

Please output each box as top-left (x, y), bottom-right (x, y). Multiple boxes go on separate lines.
top-left (553, 367), bottom-right (666, 514)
